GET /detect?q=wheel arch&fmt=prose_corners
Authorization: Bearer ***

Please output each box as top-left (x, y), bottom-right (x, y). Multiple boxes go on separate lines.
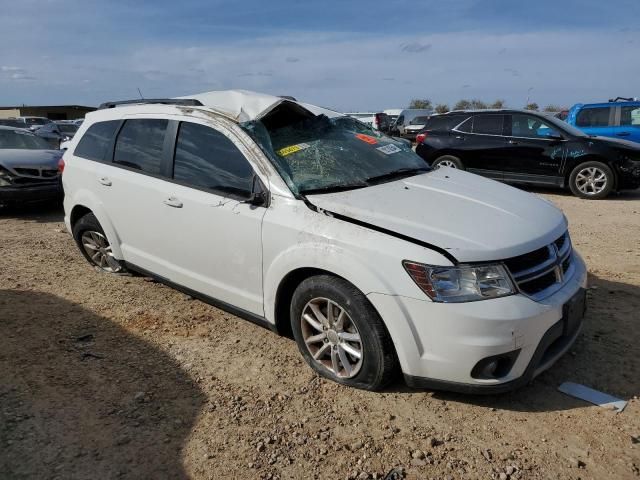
top-left (66, 190), bottom-right (124, 258)
top-left (273, 267), bottom-right (336, 337)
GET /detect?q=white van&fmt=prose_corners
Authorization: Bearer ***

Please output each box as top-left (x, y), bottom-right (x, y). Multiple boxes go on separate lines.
top-left (62, 90), bottom-right (587, 393)
top-left (392, 109), bottom-right (433, 137)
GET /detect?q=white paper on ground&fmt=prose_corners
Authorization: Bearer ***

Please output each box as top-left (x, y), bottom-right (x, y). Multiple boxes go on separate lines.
top-left (558, 382), bottom-right (627, 413)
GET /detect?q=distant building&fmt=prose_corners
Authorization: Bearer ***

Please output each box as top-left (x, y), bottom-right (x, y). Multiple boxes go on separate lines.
top-left (0, 105), bottom-right (96, 120)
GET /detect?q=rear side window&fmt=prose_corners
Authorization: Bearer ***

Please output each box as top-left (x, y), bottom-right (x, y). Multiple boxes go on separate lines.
top-left (472, 115), bottom-right (504, 135)
top-left (620, 106), bottom-right (640, 126)
top-left (74, 120), bottom-right (121, 161)
top-left (173, 122), bottom-right (255, 198)
top-left (575, 107), bottom-right (611, 127)
top-left (428, 115), bottom-right (469, 131)
top-left (114, 119), bottom-right (168, 174)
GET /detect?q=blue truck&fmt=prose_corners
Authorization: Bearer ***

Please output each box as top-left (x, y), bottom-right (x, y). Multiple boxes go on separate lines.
top-left (567, 97), bottom-right (640, 144)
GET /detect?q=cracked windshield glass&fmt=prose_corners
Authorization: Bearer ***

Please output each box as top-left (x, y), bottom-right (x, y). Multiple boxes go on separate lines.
top-left (243, 114), bottom-right (428, 195)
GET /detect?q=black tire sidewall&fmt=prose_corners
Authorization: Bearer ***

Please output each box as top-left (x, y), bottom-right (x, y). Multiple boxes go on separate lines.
top-left (290, 275), bottom-right (396, 391)
top-left (433, 155), bottom-right (464, 170)
top-left (569, 161), bottom-right (614, 199)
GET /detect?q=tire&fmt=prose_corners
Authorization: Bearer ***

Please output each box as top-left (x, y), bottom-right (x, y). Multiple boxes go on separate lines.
top-left (432, 155), bottom-right (464, 170)
top-left (568, 161), bottom-right (614, 199)
top-left (72, 212), bottom-right (127, 274)
top-left (290, 275), bottom-right (398, 390)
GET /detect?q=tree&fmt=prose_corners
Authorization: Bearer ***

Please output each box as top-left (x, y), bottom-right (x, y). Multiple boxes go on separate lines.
top-left (408, 98), bottom-right (432, 109)
top-left (454, 99), bottom-right (472, 110)
top-left (543, 104), bottom-right (562, 112)
top-left (434, 103), bottom-right (449, 114)
top-left (525, 102), bottom-right (539, 111)
top-left (469, 99), bottom-right (488, 110)
top-left (490, 99), bottom-right (506, 109)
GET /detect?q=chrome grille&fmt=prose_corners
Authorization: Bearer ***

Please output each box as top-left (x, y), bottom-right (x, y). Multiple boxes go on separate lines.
top-left (504, 232), bottom-right (573, 300)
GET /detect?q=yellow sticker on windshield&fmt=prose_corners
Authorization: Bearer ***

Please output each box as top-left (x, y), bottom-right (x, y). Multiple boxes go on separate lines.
top-left (277, 143), bottom-right (310, 156)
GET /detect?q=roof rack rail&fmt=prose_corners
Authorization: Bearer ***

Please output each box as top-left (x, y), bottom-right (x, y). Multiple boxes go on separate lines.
top-left (98, 98), bottom-right (204, 109)
top-left (608, 96), bottom-right (636, 103)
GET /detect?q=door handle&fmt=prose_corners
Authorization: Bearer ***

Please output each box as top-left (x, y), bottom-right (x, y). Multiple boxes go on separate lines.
top-left (163, 196), bottom-right (183, 208)
top-left (99, 177), bottom-right (112, 186)
top-left (616, 132), bottom-right (630, 137)
top-left (507, 140), bottom-right (519, 145)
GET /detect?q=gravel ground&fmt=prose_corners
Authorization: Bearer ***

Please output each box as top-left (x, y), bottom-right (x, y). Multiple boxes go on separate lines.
top-left (1, 187), bottom-right (639, 480)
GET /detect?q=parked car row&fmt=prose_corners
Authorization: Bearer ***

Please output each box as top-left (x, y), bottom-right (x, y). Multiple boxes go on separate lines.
top-left (346, 109), bottom-right (433, 139)
top-left (0, 117), bottom-right (82, 149)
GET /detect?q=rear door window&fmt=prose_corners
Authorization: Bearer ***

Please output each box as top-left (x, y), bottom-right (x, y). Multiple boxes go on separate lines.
top-left (620, 106), bottom-right (640, 126)
top-left (472, 115), bottom-right (505, 135)
top-left (74, 120), bottom-right (121, 162)
top-left (576, 107), bottom-right (611, 127)
top-left (113, 119), bottom-right (168, 174)
top-left (429, 115), bottom-right (469, 131)
top-left (173, 122), bottom-right (255, 198)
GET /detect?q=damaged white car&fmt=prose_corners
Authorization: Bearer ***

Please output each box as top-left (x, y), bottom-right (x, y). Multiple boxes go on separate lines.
top-left (62, 90), bottom-right (587, 393)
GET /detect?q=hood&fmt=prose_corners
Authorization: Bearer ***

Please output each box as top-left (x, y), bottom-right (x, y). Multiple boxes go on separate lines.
top-left (0, 149), bottom-right (62, 171)
top-left (307, 168), bottom-right (567, 263)
top-left (588, 135), bottom-right (640, 151)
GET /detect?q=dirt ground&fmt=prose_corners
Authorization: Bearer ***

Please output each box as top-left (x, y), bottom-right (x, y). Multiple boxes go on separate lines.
top-left (1, 187), bottom-right (639, 480)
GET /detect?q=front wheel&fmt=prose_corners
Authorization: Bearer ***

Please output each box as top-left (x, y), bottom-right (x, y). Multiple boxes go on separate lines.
top-left (568, 161), bottom-right (614, 199)
top-left (290, 275), bottom-right (398, 390)
top-left (432, 155), bottom-right (464, 170)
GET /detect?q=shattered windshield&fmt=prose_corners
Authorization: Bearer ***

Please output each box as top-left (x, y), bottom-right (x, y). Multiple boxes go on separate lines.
top-left (242, 114), bottom-right (429, 195)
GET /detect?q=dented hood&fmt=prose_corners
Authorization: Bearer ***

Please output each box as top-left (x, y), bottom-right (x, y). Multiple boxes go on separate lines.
top-left (307, 168), bottom-right (567, 263)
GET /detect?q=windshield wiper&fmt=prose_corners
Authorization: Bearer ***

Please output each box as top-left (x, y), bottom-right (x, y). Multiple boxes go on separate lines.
top-left (364, 167), bottom-right (430, 185)
top-left (299, 182), bottom-right (368, 195)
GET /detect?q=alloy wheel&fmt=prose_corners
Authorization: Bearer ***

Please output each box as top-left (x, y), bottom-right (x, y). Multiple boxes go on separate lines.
top-left (300, 297), bottom-right (363, 379)
top-left (81, 231), bottom-right (122, 273)
top-left (436, 159), bottom-right (458, 169)
top-left (575, 166), bottom-right (607, 195)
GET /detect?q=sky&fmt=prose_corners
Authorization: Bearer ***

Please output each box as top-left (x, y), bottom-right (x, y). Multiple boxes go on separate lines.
top-left (1, 0), bottom-right (639, 111)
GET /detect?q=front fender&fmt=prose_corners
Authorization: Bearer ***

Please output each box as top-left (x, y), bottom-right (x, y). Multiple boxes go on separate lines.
top-left (263, 241), bottom-right (394, 324)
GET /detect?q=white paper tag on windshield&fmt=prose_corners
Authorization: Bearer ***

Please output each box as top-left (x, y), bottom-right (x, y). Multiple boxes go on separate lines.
top-left (377, 144), bottom-right (401, 155)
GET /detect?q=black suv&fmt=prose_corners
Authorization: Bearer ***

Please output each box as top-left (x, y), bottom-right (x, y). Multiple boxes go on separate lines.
top-left (415, 110), bottom-right (640, 199)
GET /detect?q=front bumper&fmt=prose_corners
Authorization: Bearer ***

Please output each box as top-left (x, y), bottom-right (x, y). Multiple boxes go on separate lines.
top-left (367, 252), bottom-right (588, 393)
top-left (0, 182), bottom-right (62, 205)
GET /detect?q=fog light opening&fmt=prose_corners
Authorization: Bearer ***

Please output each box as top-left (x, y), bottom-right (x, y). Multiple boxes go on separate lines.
top-left (471, 350), bottom-right (521, 380)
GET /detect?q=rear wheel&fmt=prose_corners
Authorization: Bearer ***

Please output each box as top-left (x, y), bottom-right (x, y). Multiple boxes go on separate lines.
top-left (72, 212), bottom-right (126, 273)
top-left (290, 275), bottom-right (398, 390)
top-left (432, 155), bottom-right (464, 170)
top-left (568, 161), bottom-right (614, 199)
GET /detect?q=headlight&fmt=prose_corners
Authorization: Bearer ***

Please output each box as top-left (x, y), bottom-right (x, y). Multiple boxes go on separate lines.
top-left (403, 261), bottom-right (515, 302)
top-left (0, 166), bottom-right (14, 187)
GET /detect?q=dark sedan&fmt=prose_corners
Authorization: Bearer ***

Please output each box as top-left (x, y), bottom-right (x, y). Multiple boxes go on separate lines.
top-left (415, 109), bottom-right (640, 199)
top-left (0, 127), bottom-right (63, 207)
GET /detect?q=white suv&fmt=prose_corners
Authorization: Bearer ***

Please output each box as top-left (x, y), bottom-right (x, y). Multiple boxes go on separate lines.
top-left (62, 90), bottom-right (587, 393)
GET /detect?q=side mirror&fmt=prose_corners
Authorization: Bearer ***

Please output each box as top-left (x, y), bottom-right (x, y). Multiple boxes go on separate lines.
top-left (245, 191), bottom-right (267, 207)
top-left (244, 175), bottom-right (268, 207)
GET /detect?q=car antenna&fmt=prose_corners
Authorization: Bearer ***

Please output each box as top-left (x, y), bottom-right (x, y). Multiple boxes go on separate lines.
top-left (137, 87), bottom-right (144, 100)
